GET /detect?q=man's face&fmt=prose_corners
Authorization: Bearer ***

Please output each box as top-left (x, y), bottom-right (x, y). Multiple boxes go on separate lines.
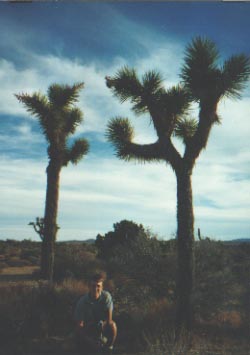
top-left (89, 280), bottom-right (103, 300)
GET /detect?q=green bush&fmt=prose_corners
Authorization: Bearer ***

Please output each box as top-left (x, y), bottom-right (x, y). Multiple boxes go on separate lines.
top-left (96, 220), bottom-right (150, 259)
top-left (97, 221), bottom-right (177, 301)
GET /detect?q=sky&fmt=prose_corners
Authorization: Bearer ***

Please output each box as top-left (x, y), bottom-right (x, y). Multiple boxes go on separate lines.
top-left (0, 1), bottom-right (249, 242)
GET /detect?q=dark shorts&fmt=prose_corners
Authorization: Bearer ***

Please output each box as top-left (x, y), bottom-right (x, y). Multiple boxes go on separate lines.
top-left (76, 322), bottom-right (108, 354)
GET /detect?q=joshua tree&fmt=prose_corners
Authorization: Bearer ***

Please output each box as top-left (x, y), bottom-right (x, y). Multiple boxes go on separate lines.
top-left (16, 83), bottom-right (89, 281)
top-left (105, 37), bottom-right (250, 332)
top-left (28, 217), bottom-right (45, 240)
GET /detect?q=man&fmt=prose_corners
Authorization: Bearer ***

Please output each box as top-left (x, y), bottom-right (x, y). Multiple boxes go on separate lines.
top-left (74, 272), bottom-right (117, 354)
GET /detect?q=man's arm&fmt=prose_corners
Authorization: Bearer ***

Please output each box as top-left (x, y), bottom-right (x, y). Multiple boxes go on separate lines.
top-left (74, 297), bottom-right (87, 332)
top-left (106, 307), bottom-right (113, 324)
top-left (103, 291), bottom-right (114, 325)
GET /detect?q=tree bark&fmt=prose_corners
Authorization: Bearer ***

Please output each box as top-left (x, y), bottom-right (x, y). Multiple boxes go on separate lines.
top-left (41, 161), bottom-right (61, 281)
top-left (175, 167), bottom-right (195, 335)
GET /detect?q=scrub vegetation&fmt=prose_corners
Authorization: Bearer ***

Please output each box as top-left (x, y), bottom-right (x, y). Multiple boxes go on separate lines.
top-left (0, 223), bottom-right (249, 354)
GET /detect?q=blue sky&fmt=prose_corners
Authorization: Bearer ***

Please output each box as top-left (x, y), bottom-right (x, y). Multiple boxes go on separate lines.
top-left (0, 2), bottom-right (249, 241)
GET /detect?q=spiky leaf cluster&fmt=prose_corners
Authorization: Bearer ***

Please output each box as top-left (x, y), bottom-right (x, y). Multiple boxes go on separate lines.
top-left (181, 37), bottom-right (222, 102)
top-left (106, 67), bottom-right (191, 139)
top-left (106, 117), bottom-right (133, 160)
top-left (106, 117), bottom-right (133, 144)
top-left (221, 55), bottom-right (250, 99)
top-left (64, 138), bottom-right (89, 166)
top-left (106, 67), bottom-right (142, 105)
top-left (107, 67), bottom-right (163, 119)
top-left (181, 37), bottom-right (250, 103)
top-left (16, 82), bottom-right (89, 166)
top-left (48, 83), bottom-right (84, 108)
top-left (174, 117), bottom-right (198, 144)
top-left (106, 117), bottom-right (163, 163)
top-left (162, 85), bottom-right (190, 117)
top-left (15, 93), bottom-right (50, 138)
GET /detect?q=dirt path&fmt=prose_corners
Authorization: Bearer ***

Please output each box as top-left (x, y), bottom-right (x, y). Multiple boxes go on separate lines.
top-left (0, 266), bottom-right (39, 282)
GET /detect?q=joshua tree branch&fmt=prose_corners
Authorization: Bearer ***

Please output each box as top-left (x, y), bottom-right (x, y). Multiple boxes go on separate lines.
top-left (114, 141), bottom-right (164, 162)
top-left (114, 139), bottom-right (182, 173)
top-left (160, 138), bottom-right (183, 172)
top-left (184, 102), bottom-right (219, 165)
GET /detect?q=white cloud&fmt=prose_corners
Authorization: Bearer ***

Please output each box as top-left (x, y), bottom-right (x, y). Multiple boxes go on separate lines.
top-left (0, 155), bottom-right (177, 240)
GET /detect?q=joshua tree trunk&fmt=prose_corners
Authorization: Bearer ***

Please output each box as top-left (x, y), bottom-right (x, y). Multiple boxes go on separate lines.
top-left (41, 160), bottom-right (61, 281)
top-left (175, 167), bottom-right (195, 334)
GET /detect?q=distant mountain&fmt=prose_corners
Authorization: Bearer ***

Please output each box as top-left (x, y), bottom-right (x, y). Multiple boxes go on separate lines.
top-left (57, 238), bottom-right (250, 245)
top-left (225, 238), bottom-right (250, 244)
top-left (59, 239), bottom-right (95, 244)
top-left (84, 239), bottom-right (95, 244)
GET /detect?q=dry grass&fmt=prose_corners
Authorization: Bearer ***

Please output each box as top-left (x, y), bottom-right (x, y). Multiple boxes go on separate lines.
top-left (0, 265), bottom-right (39, 283)
top-left (0, 238), bottom-right (249, 355)
top-left (1, 266), bottom-right (39, 275)
top-left (57, 278), bottom-right (88, 294)
top-left (0, 278), bottom-right (249, 355)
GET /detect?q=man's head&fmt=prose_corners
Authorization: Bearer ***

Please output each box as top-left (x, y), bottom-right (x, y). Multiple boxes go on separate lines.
top-left (88, 271), bottom-right (106, 300)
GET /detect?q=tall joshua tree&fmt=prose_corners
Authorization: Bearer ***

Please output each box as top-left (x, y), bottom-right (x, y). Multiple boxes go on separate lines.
top-left (16, 83), bottom-right (89, 281)
top-left (105, 37), bottom-right (250, 332)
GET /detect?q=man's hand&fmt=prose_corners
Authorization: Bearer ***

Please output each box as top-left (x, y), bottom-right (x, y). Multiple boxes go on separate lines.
top-left (78, 321), bottom-right (84, 328)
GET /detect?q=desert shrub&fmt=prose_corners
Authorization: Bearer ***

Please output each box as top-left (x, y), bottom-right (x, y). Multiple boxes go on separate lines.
top-left (0, 283), bottom-right (38, 343)
top-left (0, 241), bottom-right (6, 254)
top-left (113, 297), bottom-right (176, 353)
top-left (20, 248), bottom-right (40, 260)
top-left (229, 243), bottom-right (250, 333)
top-left (0, 261), bottom-right (8, 270)
top-left (0, 280), bottom-right (89, 346)
top-left (97, 221), bottom-right (177, 301)
top-left (194, 240), bottom-right (247, 323)
top-left (7, 257), bottom-right (32, 267)
top-left (96, 220), bottom-right (151, 258)
top-left (24, 255), bottom-right (40, 266)
top-left (7, 247), bottom-right (21, 258)
top-left (108, 239), bottom-right (176, 302)
top-left (143, 329), bottom-right (191, 355)
top-left (53, 243), bottom-right (104, 281)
